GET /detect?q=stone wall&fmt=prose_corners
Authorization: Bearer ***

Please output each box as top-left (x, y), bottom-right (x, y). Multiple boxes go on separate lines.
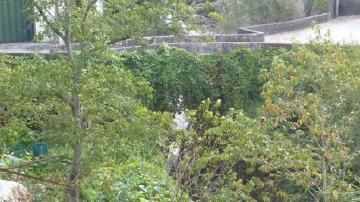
top-left (113, 33), bottom-right (265, 48)
top-left (0, 42), bottom-right (291, 56)
top-left (241, 13), bottom-right (330, 35)
top-left (339, 0), bottom-right (360, 16)
top-left (112, 42), bottom-right (292, 54)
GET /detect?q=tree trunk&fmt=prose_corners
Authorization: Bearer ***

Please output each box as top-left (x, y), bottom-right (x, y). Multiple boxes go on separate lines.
top-left (67, 95), bottom-right (84, 201)
top-left (67, 142), bottom-right (83, 202)
top-left (66, 65), bottom-right (84, 202)
top-left (62, 1), bottom-right (84, 201)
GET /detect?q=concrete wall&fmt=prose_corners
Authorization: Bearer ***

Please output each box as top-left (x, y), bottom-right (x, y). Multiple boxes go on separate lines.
top-left (0, 42), bottom-right (292, 56)
top-left (114, 33), bottom-right (265, 48)
top-left (241, 13), bottom-right (330, 35)
top-left (112, 42), bottom-right (292, 54)
top-left (339, 0), bottom-right (360, 16)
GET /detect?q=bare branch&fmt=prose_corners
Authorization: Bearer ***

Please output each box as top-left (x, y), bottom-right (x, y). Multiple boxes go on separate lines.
top-left (0, 168), bottom-right (70, 187)
top-left (84, 0), bottom-right (99, 21)
top-left (81, 0), bottom-right (99, 34)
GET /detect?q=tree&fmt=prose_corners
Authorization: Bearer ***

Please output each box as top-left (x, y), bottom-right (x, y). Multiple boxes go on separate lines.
top-left (169, 99), bottom-right (323, 201)
top-left (261, 34), bottom-right (360, 201)
top-left (19, 1), bottom-right (195, 201)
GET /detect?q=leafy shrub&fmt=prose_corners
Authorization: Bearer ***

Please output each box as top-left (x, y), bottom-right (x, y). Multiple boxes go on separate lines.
top-left (81, 158), bottom-right (191, 201)
top-left (201, 47), bottom-right (283, 116)
top-left (261, 38), bottom-right (360, 201)
top-left (123, 46), bottom-right (279, 116)
top-left (216, 0), bottom-right (304, 33)
top-left (171, 100), bottom-right (317, 201)
top-left (122, 46), bottom-right (212, 112)
top-left (0, 53), bottom-right (178, 201)
top-left (307, 0), bottom-right (331, 15)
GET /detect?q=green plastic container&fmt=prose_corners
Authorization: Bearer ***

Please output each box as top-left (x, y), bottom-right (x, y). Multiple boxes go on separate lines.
top-left (33, 143), bottom-right (49, 157)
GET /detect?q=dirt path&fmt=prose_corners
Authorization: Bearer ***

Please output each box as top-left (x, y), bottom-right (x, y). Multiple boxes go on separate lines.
top-left (266, 16), bottom-right (360, 44)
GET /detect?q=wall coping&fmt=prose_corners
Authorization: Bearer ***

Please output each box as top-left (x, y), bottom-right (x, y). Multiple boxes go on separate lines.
top-left (112, 42), bottom-right (292, 54)
top-left (113, 33), bottom-right (265, 48)
top-left (0, 42), bottom-right (292, 56)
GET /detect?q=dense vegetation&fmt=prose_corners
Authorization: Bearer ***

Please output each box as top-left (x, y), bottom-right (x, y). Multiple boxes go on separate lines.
top-left (121, 46), bottom-right (282, 115)
top-left (1, 38), bottom-right (360, 201)
top-left (217, 0), bottom-right (331, 33)
top-left (0, 0), bottom-right (358, 201)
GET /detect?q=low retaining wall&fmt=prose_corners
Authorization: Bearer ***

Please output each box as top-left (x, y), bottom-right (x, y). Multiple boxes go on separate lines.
top-left (112, 42), bottom-right (292, 54)
top-left (0, 30), bottom-right (266, 56)
top-left (0, 42), bottom-right (291, 56)
top-left (339, 0), bottom-right (360, 16)
top-left (114, 33), bottom-right (265, 48)
top-left (240, 13), bottom-right (330, 35)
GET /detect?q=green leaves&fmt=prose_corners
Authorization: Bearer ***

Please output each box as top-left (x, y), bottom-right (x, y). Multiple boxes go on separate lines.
top-left (217, 0), bottom-right (303, 32)
top-left (122, 46), bottom-right (278, 116)
top-left (81, 157), bottom-right (191, 201)
top-left (261, 38), bottom-right (360, 201)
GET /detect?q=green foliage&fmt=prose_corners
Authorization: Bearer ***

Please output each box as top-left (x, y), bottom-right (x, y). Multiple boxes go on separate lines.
top-left (26, 0), bottom-right (197, 44)
top-left (216, 0), bottom-right (304, 32)
top-left (104, 0), bottom-right (196, 40)
top-left (81, 158), bottom-right (191, 202)
top-left (261, 35), bottom-right (360, 201)
top-left (122, 46), bottom-right (212, 112)
top-left (0, 53), bottom-right (170, 200)
top-left (203, 47), bottom-right (283, 116)
top-left (243, 0), bottom-right (303, 24)
top-left (2, 29), bottom-right (360, 202)
top-left (0, 53), bottom-right (152, 146)
top-left (22, 1), bottom-right (200, 199)
top-left (175, 99), bottom-right (272, 201)
top-left (84, 106), bottom-right (175, 166)
top-left (123, 46), bottom-right (279, 115)
top-left (171, 99), bottom-right (316, 201)
top-left (312, 0), bottom-right (331, 13)
top-left (167, 41), bottom-right (360, 201)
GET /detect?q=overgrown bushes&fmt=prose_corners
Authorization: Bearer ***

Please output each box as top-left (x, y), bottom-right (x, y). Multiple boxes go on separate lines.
top-left (122, 46), bottom-right (281, 116)
top-left (306, 0), bottom-right (331, 15)
top-left (81, 158), bottom-right (191, 201)
top-left (217, 0), bottom-right (304, 33)
top-left (167, 41), bottom-right (360, 201)
top-left (1, 41), bottom-right (360, 201)
top-left (215, 0), bottom-right (331, 33)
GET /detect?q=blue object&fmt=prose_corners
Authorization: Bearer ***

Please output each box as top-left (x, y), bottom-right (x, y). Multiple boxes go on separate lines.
top-left (33, 143), bottom-right (49, 157)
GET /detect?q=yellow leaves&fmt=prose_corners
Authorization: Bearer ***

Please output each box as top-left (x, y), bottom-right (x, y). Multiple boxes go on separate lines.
top-left (139, 198), bottom-right (149, 202)
top-left (312, 127), bottom-right (321, 137)
top-left (298, 119), bottom-right (303, 126)
top-left (261, 163), bottom-right (271, 173)
top-left (324, 150), bottom-right (333, 161)
top-left (259, 69), bottom-right (269, 81)
top-left (276, 191), bottom-right (286, 198)
top-left (207, 12), bottom-right (223, 22)
top-left (296, 51), bottom-right (304, 61)
top-left (332, 190), bottom-right (339, 201)
top-left (286, 89), bottom-right (294, 97)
